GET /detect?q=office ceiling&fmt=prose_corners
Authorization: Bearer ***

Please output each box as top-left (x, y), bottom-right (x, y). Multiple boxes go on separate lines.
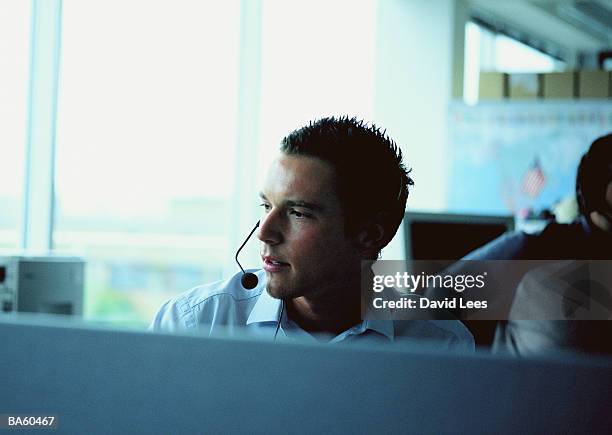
top-left (468, 0), bottom-right (611, 54)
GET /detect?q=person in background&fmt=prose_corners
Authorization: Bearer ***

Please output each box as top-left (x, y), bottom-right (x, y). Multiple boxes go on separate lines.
top-left (455, 133), bottom-right (612, 354)
top-left (151, 116), bottom-right (473, 349)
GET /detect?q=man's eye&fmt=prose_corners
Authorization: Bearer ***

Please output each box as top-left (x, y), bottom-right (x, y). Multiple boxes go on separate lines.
top-left (289, 209), bottom-right (308, 219)
top-left (259, 203), bottom-right (271, 212)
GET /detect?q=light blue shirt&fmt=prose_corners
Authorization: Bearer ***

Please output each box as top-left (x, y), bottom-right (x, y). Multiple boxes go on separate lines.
top-left (151, 270), bottom-right (474, 349)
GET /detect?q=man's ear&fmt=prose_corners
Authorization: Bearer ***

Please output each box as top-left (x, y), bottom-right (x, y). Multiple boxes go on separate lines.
top-left (355, 214), bottom-right (389, 256)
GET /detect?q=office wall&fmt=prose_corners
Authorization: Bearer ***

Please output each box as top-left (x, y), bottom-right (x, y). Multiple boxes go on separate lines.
top-left (447, 101), bottom-right (612, 215)
top-left (374, 0), bottom-right (457, 259)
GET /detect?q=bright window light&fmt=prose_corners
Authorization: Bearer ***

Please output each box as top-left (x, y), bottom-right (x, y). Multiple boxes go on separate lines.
top-left (55, 0), bottom-right (240, 325)
top-left (0, 0), bottom-right (30, 250)
top-left (495, 34), bottom-right (561, 73)
top-left (463, 21), bottom-right (482, 105)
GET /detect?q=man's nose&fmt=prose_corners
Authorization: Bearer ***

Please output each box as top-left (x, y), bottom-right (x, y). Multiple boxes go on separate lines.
top-left (257, 209), bottom-right (283, 245)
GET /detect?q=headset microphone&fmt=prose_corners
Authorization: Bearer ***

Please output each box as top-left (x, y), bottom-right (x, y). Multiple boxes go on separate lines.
top-left (235, 221), bottom-right (260, 289)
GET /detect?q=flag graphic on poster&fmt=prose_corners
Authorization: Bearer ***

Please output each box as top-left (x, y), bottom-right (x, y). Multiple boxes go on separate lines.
top-left (521, 158), bottom-right (546, 198)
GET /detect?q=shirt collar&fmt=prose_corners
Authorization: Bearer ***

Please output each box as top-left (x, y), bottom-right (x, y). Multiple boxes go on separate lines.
top-left (246, 287), bottom-right (282, 325)
top-left (245, 270), bottom-right (395, 340)
top-left (356, 291), bottom-right (395, 341)
top-left (247, 290), bottom-right (394, 341)
top-left (350, 318), bottom-right (395, 341)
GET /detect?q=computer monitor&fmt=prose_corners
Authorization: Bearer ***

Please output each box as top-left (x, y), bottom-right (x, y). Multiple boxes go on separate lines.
top-left (1, 314), bottom-right (611, 434)
top-left (0, 255), bottom-right (84, 315)
top-left (404, 212), bottom-right (515, 260)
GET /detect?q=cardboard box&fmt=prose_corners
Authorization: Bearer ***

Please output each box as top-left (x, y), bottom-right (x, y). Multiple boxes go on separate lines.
top-left (542, 72), bottom-right (575, 99)
top-left (578, 70), bottom-right (608, 98)
top-left (478, 72), bottom-right (507, 100)
top-left (508, 73), bottom-right (541, 99)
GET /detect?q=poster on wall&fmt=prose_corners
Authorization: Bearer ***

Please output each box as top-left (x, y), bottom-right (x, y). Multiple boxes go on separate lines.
top-left (447, 101), bottom-right (612, 216)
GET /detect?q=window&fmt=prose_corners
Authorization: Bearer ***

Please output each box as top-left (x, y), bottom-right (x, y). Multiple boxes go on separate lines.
top-left (0, 1), bottom-right (30, 250)
top-left (55, 0), bottom-right (240, 325)
top-left (464, 21), bottom-right (566, 104)
top-left (494, 34), bottom-right (564, 73)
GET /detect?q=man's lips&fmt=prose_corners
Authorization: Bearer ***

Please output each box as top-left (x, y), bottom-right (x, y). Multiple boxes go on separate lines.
top-left (262, 256), bottom-right (290, 272)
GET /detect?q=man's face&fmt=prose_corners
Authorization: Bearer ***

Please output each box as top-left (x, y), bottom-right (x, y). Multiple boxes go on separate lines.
top-left (257, 153), bottom-right (361, 301)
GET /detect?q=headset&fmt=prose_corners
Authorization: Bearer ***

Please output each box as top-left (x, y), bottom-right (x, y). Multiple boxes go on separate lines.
top-left (235, 220), bottom-right (284, 339)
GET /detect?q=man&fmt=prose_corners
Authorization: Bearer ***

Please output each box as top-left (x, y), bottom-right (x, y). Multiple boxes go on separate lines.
top-left (446, 133), bottom-right (612, 354)
top-left (495, 132), bottom-right (612, 355)
top-left (151, 116), bottom-right (473, 348)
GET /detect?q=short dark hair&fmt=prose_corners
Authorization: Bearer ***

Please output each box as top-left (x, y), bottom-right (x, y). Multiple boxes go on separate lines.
top-left (576, 133), bottom-right (612, 217)
top-left (280, 116), bottom-right (413, 253)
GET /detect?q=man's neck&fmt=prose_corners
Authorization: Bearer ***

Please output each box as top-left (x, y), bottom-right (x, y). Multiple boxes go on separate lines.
top-left (283, 263), bottom-right (375, 338)
top-left (285, 289), bottom-right (362, 338)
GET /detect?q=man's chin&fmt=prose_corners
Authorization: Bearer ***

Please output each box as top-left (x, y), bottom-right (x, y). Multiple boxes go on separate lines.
top-left (265, 283), bottom-right (286, 300)
top-left (265, 278), bottom-right (298, 300)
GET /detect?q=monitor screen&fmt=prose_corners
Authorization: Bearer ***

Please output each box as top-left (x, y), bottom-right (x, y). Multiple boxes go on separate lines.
top-left (404, 212), bottom-right (515, 260)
